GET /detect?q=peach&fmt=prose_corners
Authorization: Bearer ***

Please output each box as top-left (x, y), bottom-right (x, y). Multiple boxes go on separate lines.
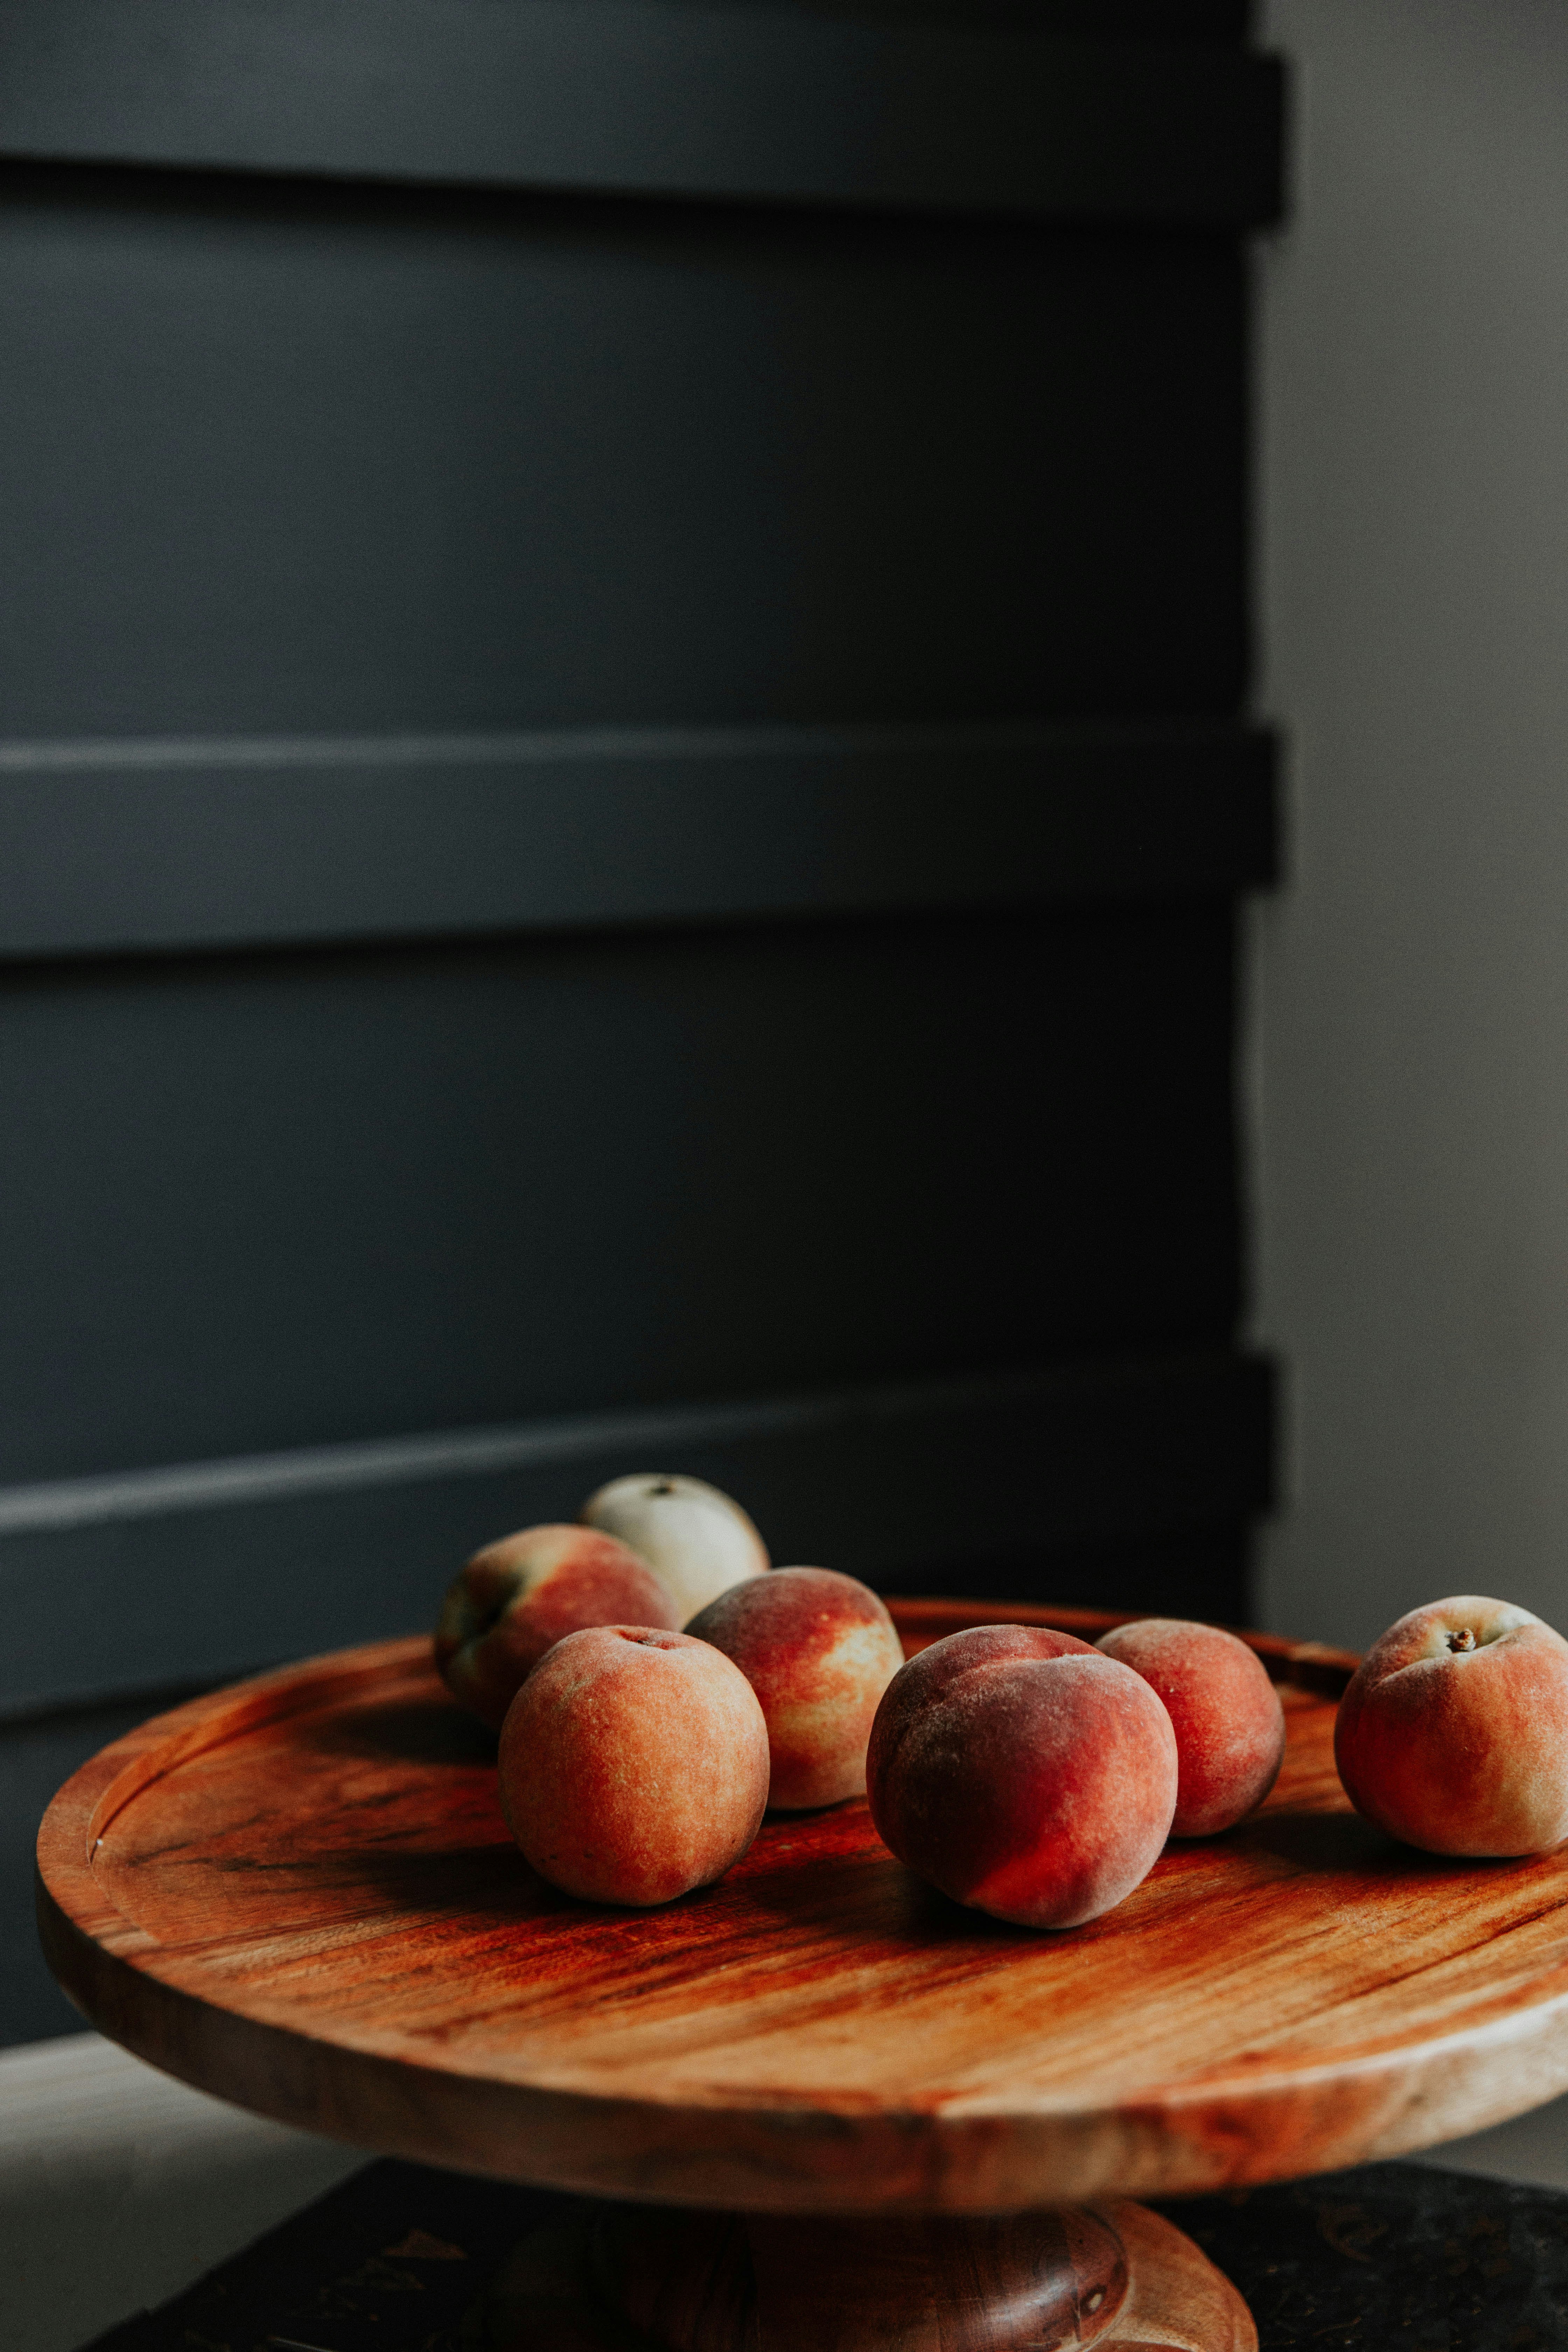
top-left (1094, 1619), bottom-right (1286, 1836)
top-left (1335, 1596), bottom-right (1568, 1856)
top-left (685, 1566), bottom-right (906, 1809)
top-left (434, 1524), bottom-right (678, 1729)
top-left (499, 1626), bottom-right (770, 1905)
top-left (866, 1625), bottom-right (1178, 1928)
top-left (579, 1472), bottom-right (768, 1623)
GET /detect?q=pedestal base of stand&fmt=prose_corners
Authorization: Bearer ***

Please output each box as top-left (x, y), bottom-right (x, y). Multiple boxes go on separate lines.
top-left (476, 2198), bottom-right (1258, 2351)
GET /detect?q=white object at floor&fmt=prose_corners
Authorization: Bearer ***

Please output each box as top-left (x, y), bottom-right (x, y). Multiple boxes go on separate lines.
top-left (0, 2029), bottom-right (366, 2352)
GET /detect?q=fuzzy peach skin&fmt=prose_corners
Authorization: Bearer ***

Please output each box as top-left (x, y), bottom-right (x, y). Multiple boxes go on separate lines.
top-left (685, 1566), bottom-right (906, 1809)
top-left (1335, 1596), bottom-right (1568, 1856)
top-left (1095, 1618), bottom-right (1286, 1836)
top-left (499, 1626), bottom-right (771, 1905)
top-left (866, 1625), bottom-right (1178, 1929)
top-left (434, 1525), bottom-right (679, 1730)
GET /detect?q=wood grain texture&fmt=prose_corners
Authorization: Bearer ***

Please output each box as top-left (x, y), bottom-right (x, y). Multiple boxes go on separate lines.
top-left (483, 2196), bottom-right (1256, 2349)
top-left (37, 1601), bottom-right (1568, 2215)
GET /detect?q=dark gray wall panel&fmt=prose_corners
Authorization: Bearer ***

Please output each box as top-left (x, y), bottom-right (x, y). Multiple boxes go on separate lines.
top-left (0, 1353), bottom-right (1272, 1716)
top-left (0, 908), bottom-right (1240, 1486)
top-left (0, 170), bottom-right (1247, 739)
top-left (0, 3), bottom-right (1282, 226)
top-left (0, 0), bottom-right (1277, 2053)
top-left (0, 724), bottom-right (1276, 960)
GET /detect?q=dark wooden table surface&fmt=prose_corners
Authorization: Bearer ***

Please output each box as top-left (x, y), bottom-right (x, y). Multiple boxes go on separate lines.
top-left (81, 2152), bottom-right (1568, 2352)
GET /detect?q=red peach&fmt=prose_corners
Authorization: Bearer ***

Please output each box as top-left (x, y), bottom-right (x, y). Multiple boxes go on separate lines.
top-left (1094, 1618), bottom-right (1286, 1837)
top-left (1335, 1595), bottom-right (1568, 1856)
top-left (499, 1625), bottom-right (771, 1905)
top-left (685, 1566), bottom-right (906, 1809)
top-left (434, 1524), bottom-right (678, 1729)
top-left (866, 1625), bottom-right (1178, 1929)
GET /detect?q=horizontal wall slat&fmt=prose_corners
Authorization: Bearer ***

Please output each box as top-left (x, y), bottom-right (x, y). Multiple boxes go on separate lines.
top-left (0, 723), bottom-right (1275, 960)
top-left (0, 3), bottom-right (1283, 226)
top-left (0, 1353), bottom-right (1273, 1717)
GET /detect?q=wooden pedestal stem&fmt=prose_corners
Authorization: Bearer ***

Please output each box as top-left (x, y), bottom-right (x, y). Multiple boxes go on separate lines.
top-left (477, 2197), bottom-right (1258, 2351)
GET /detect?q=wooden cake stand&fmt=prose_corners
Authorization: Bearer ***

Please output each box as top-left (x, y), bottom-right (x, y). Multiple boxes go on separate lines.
top-left (36, 1600), bottom-right (1568, 2350)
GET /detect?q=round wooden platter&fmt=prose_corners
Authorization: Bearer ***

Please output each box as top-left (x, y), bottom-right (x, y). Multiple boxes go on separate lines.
top-left (34, 1600), bottom-right (1568, 2221)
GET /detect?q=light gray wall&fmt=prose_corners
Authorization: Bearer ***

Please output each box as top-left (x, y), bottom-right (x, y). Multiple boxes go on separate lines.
top-left (1254, 0), bottom-right (1568, 1648)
